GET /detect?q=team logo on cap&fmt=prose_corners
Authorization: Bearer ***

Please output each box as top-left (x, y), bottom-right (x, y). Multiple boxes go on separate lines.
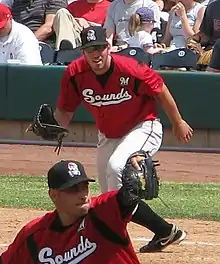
top-left (87, 30), bottom-right (96, 42)
top-left (68, 162), bottom-right (81, 177)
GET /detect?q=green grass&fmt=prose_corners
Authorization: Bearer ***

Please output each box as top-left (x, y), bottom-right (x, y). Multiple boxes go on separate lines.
top-left (0, 175), bottom-right (220, 221)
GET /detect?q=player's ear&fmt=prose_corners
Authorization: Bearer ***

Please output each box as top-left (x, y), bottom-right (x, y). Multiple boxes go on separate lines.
top-left (49, 189), bottom-right (58, 203)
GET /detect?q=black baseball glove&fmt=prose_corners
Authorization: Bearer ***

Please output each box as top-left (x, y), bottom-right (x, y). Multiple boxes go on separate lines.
top-left (26, 104), bottom-right (69, 154)
top-left (122, 151), bottom-right (160, 200)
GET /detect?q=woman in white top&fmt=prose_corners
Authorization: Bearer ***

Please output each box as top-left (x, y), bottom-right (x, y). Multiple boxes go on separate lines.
top-left (127, 7), bottom-right (166, 54)
top-left (160, 0), bottom-right (205, 49)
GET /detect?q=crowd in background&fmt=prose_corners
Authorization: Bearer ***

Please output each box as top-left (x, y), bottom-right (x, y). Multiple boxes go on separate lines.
top-left (0, 0), bottom-right (219, 72)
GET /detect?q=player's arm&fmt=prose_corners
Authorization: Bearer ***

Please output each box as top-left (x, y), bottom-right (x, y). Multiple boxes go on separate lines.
top-left (54, 108), bottom-right (73, 128)
top-left (116, 164), bottom-right (141, 219)
top-left (156, 84), bottom-right (182, 126)
top-left (156, 83), bottom-right (193, 142)
top-left (54, 66), bottom-right (81, 127)
top-left (136, 64), bottom-right (193, 142)
top-left (117, 188), bottom-right (139, 219)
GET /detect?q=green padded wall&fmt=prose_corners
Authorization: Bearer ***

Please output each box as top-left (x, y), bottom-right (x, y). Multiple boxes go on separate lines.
top-left (0, 64), bottom-right (8, 119)
top-left (158, 71), bottom-right (220, 129)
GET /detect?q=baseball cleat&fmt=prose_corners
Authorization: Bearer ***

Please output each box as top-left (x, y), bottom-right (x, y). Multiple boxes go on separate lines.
top-left (139, 224), bottom-right (187, 253)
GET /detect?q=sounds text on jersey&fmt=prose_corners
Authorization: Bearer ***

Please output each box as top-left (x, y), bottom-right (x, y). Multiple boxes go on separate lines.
top-left (82, 88), bottom-right (132, 107)
top-left (38, 236), bottom-right (97, 264)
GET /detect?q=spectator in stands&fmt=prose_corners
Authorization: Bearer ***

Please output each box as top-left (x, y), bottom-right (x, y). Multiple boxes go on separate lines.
top-left (53, 0), bottom-right (110, 50)
top-left (152, 0), bottom-right (169, 43)
top-left (206, 38), bottom-right (220, 72)
top-left (163, 0), bottom-right (175, 11)
top-left (103, 0), bottom-right (161, 51)
top-left (160, 0), bottom-right (205, 49)
top-left (0, 3), bottom-right (42, 65)
top-left (186, 0), bottom-right (220, 68)
top-left (155, 0), bottom-right (169, 21)
top-left (10, 0), bottom-right (67, 47)
top-left (128, 7), bottom-right (166, 54)
top-left (201, 0), bottom-right (216, 7)
top-left (187, 0), bottom-right (220, 50)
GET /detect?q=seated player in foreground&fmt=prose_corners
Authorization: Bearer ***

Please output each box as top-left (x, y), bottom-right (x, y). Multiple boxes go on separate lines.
top-left (0, 158), bottom-right (155, 264)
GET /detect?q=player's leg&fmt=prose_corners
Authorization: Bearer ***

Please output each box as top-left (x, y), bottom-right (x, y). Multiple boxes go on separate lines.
top-left (96, 131), bottom-right (120, 193)
top-left (106, 119), bottom-right (163, 190)
top-left (106, 119), bottom-right (186, 252)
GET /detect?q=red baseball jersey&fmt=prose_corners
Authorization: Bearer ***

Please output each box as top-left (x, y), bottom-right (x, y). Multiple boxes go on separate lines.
top-left (57, 54), bottom-right (164, 138)
top-left (67, 0), bottom-right (110, 25)
top-left (1, 191), bottom-right (140, 264)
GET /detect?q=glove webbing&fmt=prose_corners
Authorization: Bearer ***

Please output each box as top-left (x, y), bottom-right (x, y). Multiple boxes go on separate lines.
top-left (54, 135), bottom-right (65, 155)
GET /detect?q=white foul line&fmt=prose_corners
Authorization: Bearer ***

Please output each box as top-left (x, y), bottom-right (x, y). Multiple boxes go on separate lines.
top-left (133, 237), bottom-right (220, 246)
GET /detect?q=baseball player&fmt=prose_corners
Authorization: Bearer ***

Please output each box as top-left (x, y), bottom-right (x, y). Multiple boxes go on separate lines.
top-left (39, 26), bottom-right (193, 253)
top-left (0, 159), bottom-right (142, 264)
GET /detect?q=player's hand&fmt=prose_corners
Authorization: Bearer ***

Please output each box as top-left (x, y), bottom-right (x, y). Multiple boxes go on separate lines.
top-left (172, 119), bottom-right (193, 143)
top-left (130, 155), bottom-right (145, 170)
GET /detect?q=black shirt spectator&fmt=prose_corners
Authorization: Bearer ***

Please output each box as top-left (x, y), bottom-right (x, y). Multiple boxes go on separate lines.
top-left (207, 38), bottom-right (220, 71)
top-left (12, 0), bottom-right (67, 44)
top-left (200, 0), bottom-right (220, 44)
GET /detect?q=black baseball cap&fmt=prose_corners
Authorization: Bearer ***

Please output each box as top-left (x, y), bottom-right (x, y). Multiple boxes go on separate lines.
top-left (80, 26), bottom-right (108, 49)
top-left (47, 160), bottom-right (95, 190)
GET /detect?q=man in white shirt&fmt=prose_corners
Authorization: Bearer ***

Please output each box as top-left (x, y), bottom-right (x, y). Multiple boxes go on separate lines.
top-left (0, 3), bottom-right (42, 65)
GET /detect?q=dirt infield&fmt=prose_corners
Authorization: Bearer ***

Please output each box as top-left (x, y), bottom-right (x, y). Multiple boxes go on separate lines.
top-left (0, 144), bottom-right (220, 263)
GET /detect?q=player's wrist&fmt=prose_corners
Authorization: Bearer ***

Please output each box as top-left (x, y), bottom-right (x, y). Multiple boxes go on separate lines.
top-left (172, 118), bottom-right (184, 127)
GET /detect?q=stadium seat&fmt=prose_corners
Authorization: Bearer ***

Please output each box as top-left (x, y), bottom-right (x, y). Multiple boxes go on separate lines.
top-left (152, 48), bottom-right (200, 70)
top-left (116, 47), bottom-right (152, 66)
top-left (39, 41), bottom-right (55, 65)
top-left (54, 47), bottom-right (82, 65)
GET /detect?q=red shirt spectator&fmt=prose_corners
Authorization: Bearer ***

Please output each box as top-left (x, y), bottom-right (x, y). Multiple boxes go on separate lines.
top-left (67, 0), bottom-right (110, 25)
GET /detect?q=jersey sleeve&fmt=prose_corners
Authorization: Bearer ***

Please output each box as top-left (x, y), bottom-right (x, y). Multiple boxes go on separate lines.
top-left (134, 63), bottom-right (164, 96)
top-left (1, 226), bottom-right (33, 264)
top-left (57, 66), bottom-right (82, 112)
top-left (91, 191), bottom-right (131, 237)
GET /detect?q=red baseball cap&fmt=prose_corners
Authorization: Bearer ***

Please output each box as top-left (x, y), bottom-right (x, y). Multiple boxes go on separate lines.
top-left (0, 3), bottom-right (11, 29)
